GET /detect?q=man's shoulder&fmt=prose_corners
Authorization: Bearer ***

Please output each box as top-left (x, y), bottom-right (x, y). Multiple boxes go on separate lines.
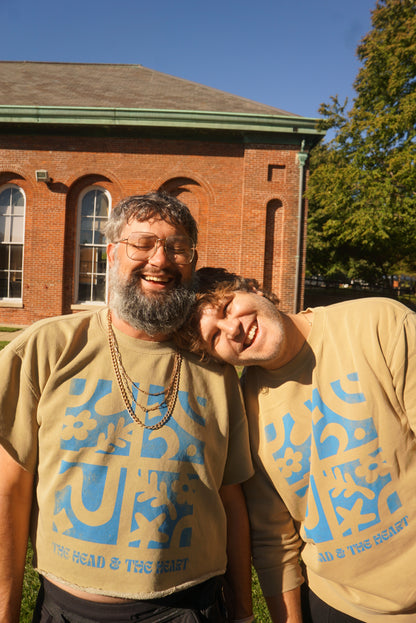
top-left (182, 351), bottom-right (241, 384)
top-left (183, 350), bottom-right (237, 372)
top-left (309, 297), bottom-right (416, 347)
top-left (9, 307), bottom-right (106, 354)
top-left (320, 296), bottom-right (413, 320)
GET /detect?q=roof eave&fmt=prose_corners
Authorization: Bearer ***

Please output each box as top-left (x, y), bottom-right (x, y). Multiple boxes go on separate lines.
top-left (0, 105), bottom-right (325, 137)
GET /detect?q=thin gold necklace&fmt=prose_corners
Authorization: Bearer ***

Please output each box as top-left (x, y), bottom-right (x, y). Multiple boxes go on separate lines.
top-left (107, 309), bottom-right (182, 430)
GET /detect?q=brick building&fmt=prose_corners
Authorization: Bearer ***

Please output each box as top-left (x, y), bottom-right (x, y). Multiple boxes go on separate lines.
top-left (0, 61), bottom-right (324, 325)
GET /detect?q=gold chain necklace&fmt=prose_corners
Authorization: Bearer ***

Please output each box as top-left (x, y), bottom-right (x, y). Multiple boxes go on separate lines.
top-left (107, 309), bottom-right (182, 430)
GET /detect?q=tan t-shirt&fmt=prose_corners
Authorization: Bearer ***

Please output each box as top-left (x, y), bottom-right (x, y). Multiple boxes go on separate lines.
top-left (0, 308), bottom-right (253, 599)
top-left (243, 297), bottom-right (416, 622)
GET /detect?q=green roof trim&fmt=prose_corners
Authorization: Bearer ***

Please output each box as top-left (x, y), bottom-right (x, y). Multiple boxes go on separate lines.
top-left (0, 105), bottom-right (324, 136)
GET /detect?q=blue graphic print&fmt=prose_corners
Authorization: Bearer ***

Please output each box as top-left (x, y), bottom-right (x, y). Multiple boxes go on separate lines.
top-left (54, 462), bottom-right (127, 543)
top-left (54, 377), bottom-right (207, 549)
top-left (265, 373), bottom-right (402, 544)
top-left (140, 389), bottom-right (205, 464)
top-left (129, 469), bottom-right (196, 549)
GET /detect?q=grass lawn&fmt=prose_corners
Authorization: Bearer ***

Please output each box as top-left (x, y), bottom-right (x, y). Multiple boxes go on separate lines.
top-left (20, 546), bottom-right (40, 622)
top-left (0, 326), bottom-right (22, 332)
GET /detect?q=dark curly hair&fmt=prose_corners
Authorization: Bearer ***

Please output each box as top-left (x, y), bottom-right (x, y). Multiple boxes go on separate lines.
top-left (174, 267), bottom-right (279, 360)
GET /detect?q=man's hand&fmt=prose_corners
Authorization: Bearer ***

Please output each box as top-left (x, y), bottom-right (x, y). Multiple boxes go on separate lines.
top-left (265, 586), bottom-right (303, 623)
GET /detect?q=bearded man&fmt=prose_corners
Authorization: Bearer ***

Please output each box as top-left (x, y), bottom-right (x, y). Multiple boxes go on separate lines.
top-left (0, 192), bottom-right (254, 623)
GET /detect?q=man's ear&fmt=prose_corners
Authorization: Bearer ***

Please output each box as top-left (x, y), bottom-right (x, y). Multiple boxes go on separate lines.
top-left (192, 249), bottom-right (199, 268)
top-left (107, 242), bottom-right (117, 267)
top-left (247, 283), bottom-right (263, 296)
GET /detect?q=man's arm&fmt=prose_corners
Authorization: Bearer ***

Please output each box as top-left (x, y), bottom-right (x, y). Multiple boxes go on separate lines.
top-left (0, 445), bottom-right (34, 623)
top-left (243, 466), bottom-right (304, 623)
top-left (220, 483), bottom-right (253, 622)
top-left (265, 586), bottom-right (303, 623)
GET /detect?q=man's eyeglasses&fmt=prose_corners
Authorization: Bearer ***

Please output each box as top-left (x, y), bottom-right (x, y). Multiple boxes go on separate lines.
top-left (115, 232), bottom-right (196, 265)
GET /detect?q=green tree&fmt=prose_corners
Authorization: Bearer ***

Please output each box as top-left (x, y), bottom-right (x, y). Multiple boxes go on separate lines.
top-left (307, 0), bottom-right (416, 286)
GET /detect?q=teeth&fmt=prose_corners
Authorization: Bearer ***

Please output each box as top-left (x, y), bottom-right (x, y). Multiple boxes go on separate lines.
top-left (143, 275), bottom-right (170, 283)
top-left (246, 324), bottom-right (257, 344)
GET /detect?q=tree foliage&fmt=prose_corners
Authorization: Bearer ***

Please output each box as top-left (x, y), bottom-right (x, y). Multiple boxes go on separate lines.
top-left (306, 0), bottom-right (416, 285)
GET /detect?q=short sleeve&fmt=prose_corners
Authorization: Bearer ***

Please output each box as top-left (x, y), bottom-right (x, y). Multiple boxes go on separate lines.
top-left (221, 365), bottom-right (254, 486)
top-left (0, 341), bottom-right (39, 472)
top-left (389, 309), bottom-right (416, 437)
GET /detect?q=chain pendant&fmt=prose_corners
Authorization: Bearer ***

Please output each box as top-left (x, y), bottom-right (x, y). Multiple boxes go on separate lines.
top-left (107, 309), bottom-right (182, 430)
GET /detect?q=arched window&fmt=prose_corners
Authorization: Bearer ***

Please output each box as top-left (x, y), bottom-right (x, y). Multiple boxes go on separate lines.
top-left (76, 187), bottom-right (110, 303)
top-left (0, 185), bottom-right (25, 299)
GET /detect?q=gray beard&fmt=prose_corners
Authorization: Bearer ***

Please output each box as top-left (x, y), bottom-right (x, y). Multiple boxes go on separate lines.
top-left (109, 263), bottom-right (196, 336)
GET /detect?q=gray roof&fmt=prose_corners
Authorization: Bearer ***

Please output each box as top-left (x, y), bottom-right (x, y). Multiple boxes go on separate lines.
top-left (0, 61), bottom-right (298, 117)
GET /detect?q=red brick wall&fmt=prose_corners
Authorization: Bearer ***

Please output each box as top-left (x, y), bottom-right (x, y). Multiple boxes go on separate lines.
top-left (0, 132), bottom-right (308, 325)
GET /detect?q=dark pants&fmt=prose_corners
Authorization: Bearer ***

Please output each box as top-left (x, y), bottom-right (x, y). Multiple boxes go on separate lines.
top-left (32, 576), bottom-right (228, 623)
top-left (302, 587), bottom-right (364, 623)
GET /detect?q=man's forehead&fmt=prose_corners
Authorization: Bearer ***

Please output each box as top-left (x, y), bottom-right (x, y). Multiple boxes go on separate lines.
top-left (198, 291), bottom-right (234, 317)
top-left (126, 216), bottom-right (164, 227)
top-left (123, 216), bottom-right (185, 233)
top-left (201, 304), bottom-right (222, 316)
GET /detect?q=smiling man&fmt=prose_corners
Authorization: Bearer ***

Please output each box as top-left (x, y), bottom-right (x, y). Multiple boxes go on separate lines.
top-left (106, 195), bottom-right (198, 340)
top-left (178, 266), bottom-right (416, 623)
top-left (0, 195), bottom-right (254, 623)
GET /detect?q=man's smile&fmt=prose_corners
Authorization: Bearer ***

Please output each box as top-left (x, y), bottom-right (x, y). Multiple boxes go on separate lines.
top-left (243, 321), bottom-right (258, 349)
top-left (136, 269), bottom-right (180, 291)
top-left (141, 274), bottom-right (172, 284)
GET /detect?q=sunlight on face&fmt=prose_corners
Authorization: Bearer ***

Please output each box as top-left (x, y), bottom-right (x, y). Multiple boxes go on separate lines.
top-left (199, 291), bottom-right (286, 368)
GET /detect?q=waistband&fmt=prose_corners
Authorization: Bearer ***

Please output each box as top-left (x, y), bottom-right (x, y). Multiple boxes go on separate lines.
top-left (40, 575), bottom-right (224, 622)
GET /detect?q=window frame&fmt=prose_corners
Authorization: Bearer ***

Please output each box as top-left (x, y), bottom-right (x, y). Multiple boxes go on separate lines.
top-left (0, 184), bottom-right (25, 303)
top-left (75, 186), bottom-right (110, 305)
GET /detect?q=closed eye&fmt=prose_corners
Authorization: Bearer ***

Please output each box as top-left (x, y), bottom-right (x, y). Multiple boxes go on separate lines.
top-left (131, 240), bottom-right (154, 251)
top-left (223, 300), bottom-right (231, 316)
top-left (209, 297), bottom-right (233, 351)
top-left (211, 329), bottom-right (220, 351)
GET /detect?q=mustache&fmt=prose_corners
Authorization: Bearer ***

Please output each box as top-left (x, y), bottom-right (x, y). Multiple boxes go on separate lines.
top-left (108, 260), bottom-right (196, 335)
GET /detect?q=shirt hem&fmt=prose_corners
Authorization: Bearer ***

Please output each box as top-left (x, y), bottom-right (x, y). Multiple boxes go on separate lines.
top-left (37, 568), bottom-right (226, 601)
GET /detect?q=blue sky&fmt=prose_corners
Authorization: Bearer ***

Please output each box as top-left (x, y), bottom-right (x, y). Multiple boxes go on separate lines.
top-left (1, 0), bottom-right (376, 119)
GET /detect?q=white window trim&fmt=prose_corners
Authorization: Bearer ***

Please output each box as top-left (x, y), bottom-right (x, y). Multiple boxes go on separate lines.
top-left (74, 186), bottom-right (111, 306)
top-left (0, 184), bottom-right (25, 302)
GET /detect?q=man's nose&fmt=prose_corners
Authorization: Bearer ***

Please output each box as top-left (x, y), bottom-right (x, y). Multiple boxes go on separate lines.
top-left (148, 240), bottom-right (171, 266)
top-left (219, 318), bottom-right (240, 339)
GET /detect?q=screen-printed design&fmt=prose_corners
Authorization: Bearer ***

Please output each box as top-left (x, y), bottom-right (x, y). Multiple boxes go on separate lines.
top-left (53, 377), bottom-right (206, 551)
top-left (264, 373), bottom-right (402, 544)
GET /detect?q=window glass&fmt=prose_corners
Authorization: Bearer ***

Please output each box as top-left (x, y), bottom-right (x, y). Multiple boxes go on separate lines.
top-left (80, 216), bottom-right (93, 245)
top-left (93, 219), bottom-right (107, 246)
top-left (10, 215), bottom-right (24, 243)
top-left (9, 271), bottom-right (22, 298)
top-left (96, 192), bottom-right (109, 217)
top-left (0, 276), bottom-right (8, 298)
top-left (0, 245), bottom-right (8, 265)
top-left (81, 190), bottom-right (96, 217)
top-left (10, 245), bottom-right (23, 269)
top-left (11, 187), bottom-right (24, 207)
